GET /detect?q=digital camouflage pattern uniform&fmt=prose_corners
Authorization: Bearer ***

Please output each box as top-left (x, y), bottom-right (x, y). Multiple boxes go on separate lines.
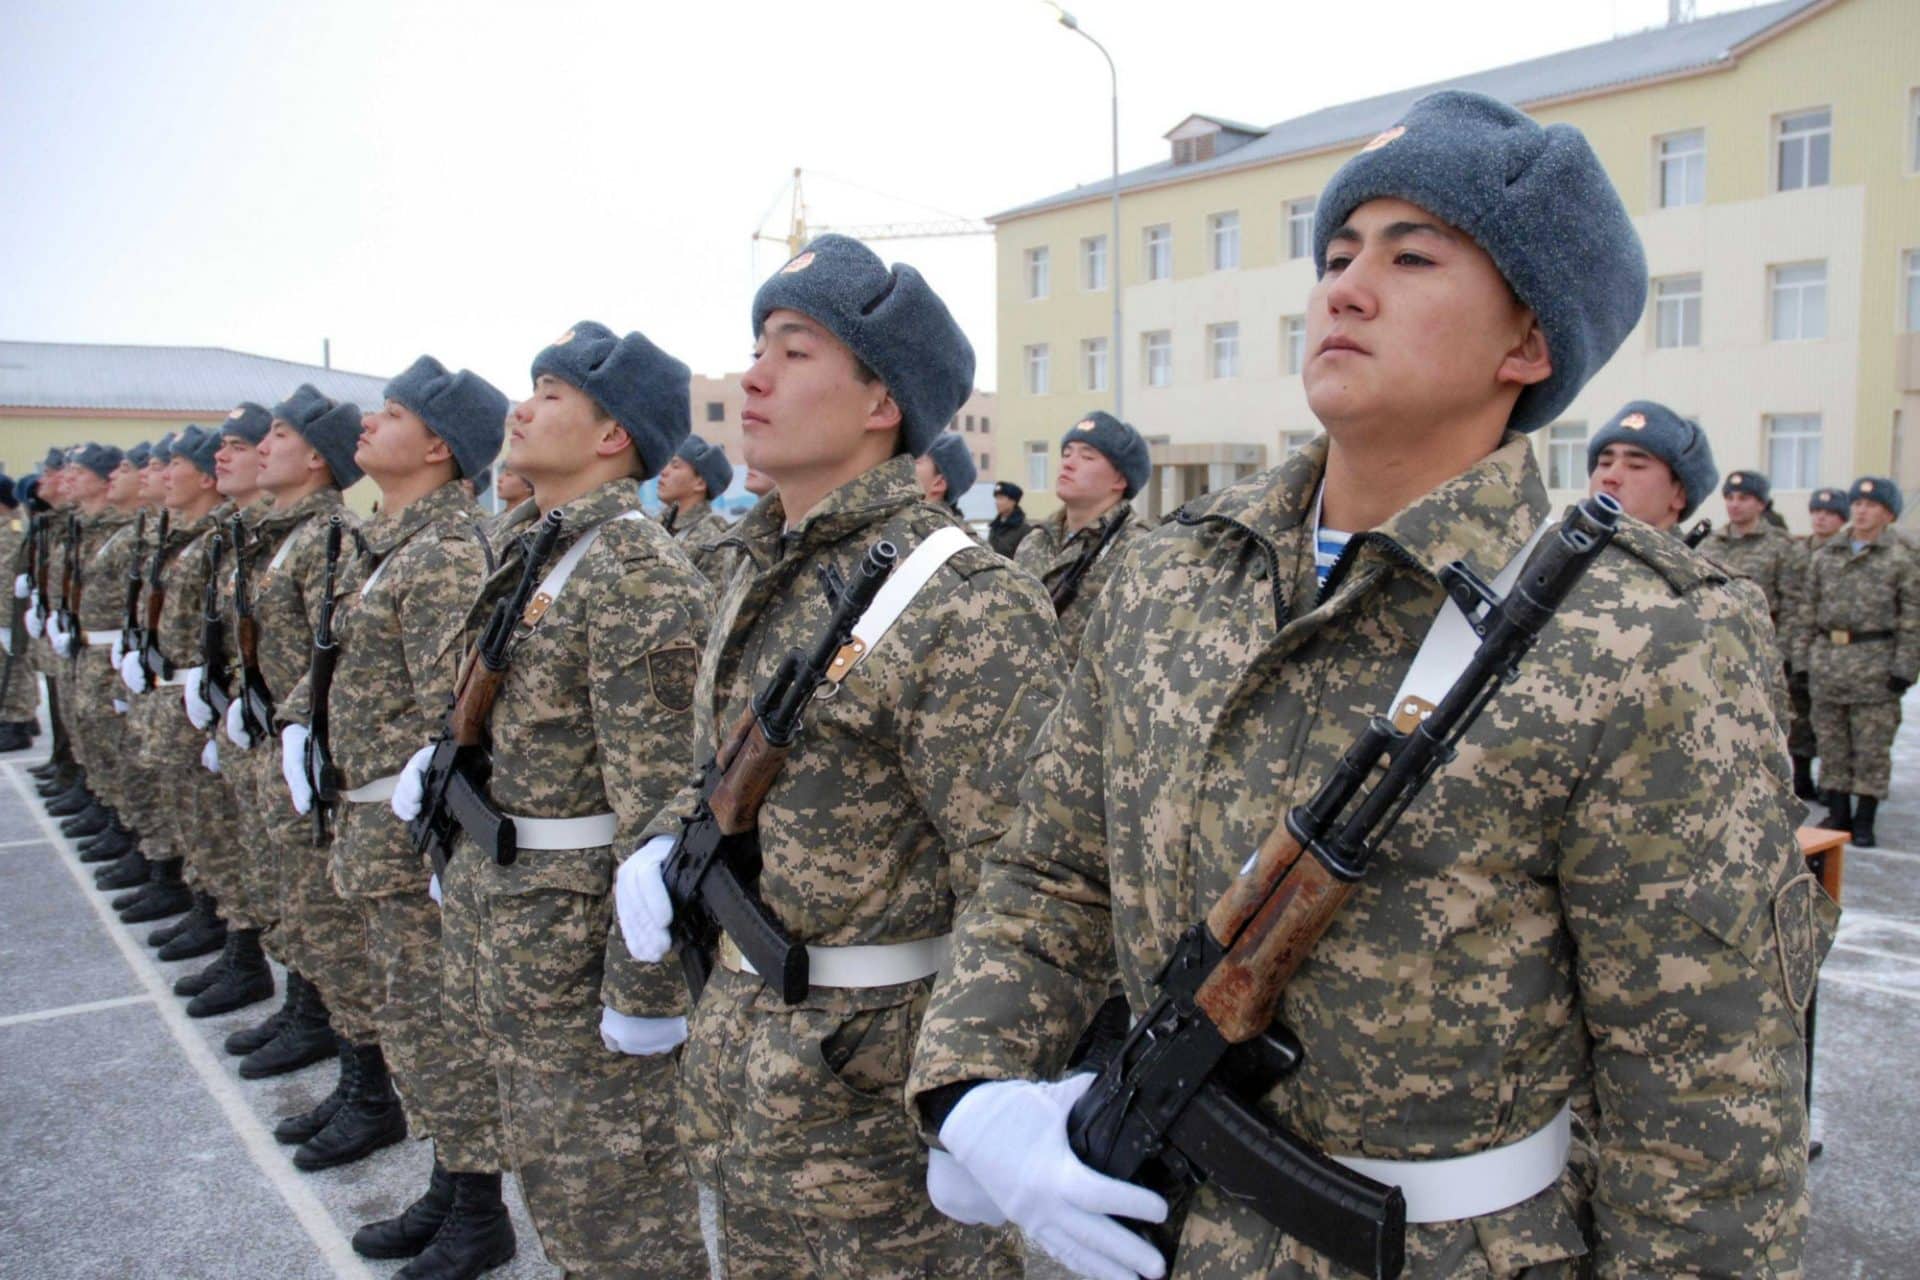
top-left (212, 498), bottom-right (276, 931)
top-left (663, 498), bottom-right (732, 586)
top-left (1014, 499), bottom-right (1148, 666)
top-left (1703, 522), bottom-right (1795, 636)
top-left (68, 509), bottom-right (136, 817)
top-left (304, 479), bottom-right (502, 1173)
top-left (125, 512), bottom-right (214, 870)
top-left (438, 479), bottom-right (708, 1276)
top-left (1791, 529), bottom-right (1920, 799)
top-left (912, 437), bottom-right (1835, 1278)
top-left (1781, 528), bottom-right (1844, 760)
top-left (243, 488), bottom-right (375, 1041)
top-left (638, 456), bottom-right (1060, 1280)
top-left (1, 515), bottom-right (44, 727)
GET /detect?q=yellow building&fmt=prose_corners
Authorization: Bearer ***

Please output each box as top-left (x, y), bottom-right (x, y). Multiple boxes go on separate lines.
top-left (992, 0), bottom-right (1920, 529)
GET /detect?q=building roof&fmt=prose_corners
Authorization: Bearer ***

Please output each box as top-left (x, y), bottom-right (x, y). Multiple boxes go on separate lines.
top-left (0, 340), bottom-right (392, 414)
top-left (991, 0), bottom-right (1825, 222)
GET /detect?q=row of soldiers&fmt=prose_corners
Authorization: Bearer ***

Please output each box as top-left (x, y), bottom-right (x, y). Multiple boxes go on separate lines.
top-left (0, 86), bottom-right (1863, 1280)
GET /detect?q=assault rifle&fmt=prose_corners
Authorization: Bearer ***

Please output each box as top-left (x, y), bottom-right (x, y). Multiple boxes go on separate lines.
top-left (1049, 504), bottom-right (1131, 613)
top-left (305, 516), bottom-right (345, 843)
top-left (32, 511), bottom-right (52, 629)
top-left (139, 512), bottom-right (172, 681)
top-left (1682, 518), bottom-right (1712, 549)
top-left (119, 512), bottom-right (148, 660)
top-left (0, 514), bottom-right (37, 707)
top-left (201, 532), bottom-right (233, 718)
top-left (231, 515), bottom-right (274, 739)
top-left (411, 509), bottom-right (566, 878)
top-left (662, 537), bottom-right (899, 1005)
top-left (57, 514), bottom-right (82, 640)
top-left (1063, 494), bottom-right (1622, 1280)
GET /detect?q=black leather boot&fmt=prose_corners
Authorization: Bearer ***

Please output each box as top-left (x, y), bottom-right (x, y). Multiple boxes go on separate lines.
top-left (119, 858), bottom-right (192, 924)
top-left (174, 944), bottom-right (229, 997)
top-left (35, 763), bottom-right (80, 797)
top-left (239, 980), bottom-right (334, 1077)
top-left (396, 1171), bottom-right (516, 1280)
top-left (46, 780), bottom-right (94, 816)
top-left (1790, 755), bottom-right (1818, 802)
top-left (275, 1037), bottom-right (356, 1145)
top-left (157, 896), bottom-right (226, 959)
top-left (0, 723), bottom-right (31, 752)
top-left (78, 823), bottom-right (134, 863)
top-left (30, 756), bottom-right (62, 780)
top-left (225, 974), bottom-right (300, 1056)
top-left (354, 1160), bottom-right (456, 1259)
top-left (96, 852), bottom-right (150, 893)
top-left (293, 1041), bottom-right (407, 1170)
top-left (1852, 795), bottom-right (1879, 848)
top-left (148, 889), bottom-right (206, 947)
top-left (1821, 791), bottom-right (1853, 832)
top-left (60, 801), bottom-right (111, 838)
top-left (187, 928), bottom-right (274, 1017)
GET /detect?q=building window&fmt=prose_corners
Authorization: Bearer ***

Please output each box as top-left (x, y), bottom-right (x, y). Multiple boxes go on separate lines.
top-left (1765, 414), bottom-right (1821, 489)
top-left (1024, 343), bottom-right (1051, 394)
top-left (1144, 225), bottom-right (1172, 281)
top-left (1910, 88), bottom-right (1920, 172)
top-left (1024, 247), bottom-right (1050, 300)
top-left (1025, 440), bottom-right (1049, 492)
top-left (1082, 235), bottom-right (1108, 290)
top-left (1143, 331), bottom-right (1172, 387)
top-left (1208, 323), bottom-right (1240, 379)
top-left (1285, 198), bottom-right (1316, 260)
top-left (964, 414), bottom-right (974, 430)
top-left (1282, 429), bottom-right (1316, 454)
top-left (980, 452), bottom-right (992, 471)
top-left (981, 416), bottom-right (989, 431)
top-left (1209, 212), bottom-right (1240, 270)
top-left (1282, 316), bottom-right (1307, 374)
top-left (705, 401), bottom-right (725, 423)
top-left (1656, 129), bottom-right (1705, 208)
top-left (1769, 262), bottom-right (1827, 341)
top-left (1905, 249), bottom-right (1920, 331)
top-left (1545, 421), bottom-right (1587, 490)
top-left (1653, 274), bottom-right (1702, 348)
top-left (1775, 108), bottom-right (1831, 192)
top-left (1081, 337), bottom-right (1110, 392)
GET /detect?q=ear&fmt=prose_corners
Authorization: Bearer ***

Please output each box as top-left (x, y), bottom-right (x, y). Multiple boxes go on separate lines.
top-left (1495, 314), bottom-right (1553, 390)
top-left (862, 386), bottom-right (903, 435)
top-left (421, 434), bottom-right (454, 466)
top-left (595, 422), bottom-right (638, 464)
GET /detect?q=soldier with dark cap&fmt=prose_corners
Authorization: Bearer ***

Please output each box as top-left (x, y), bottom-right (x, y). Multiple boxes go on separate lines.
top-left (911, 90), bottom-right (1825, 1279)
top-left (1583, 400), bottom-right (1716, 536)
top-left (1705, 469), bottom-right (1794, 635)
top-left (614, 234), bottom-right (1059, 1277)
top-left (986, 480), bottom-right (1033, 559)
top-left (1780, 486), bottom-right (1853, 798)
top-left (1792, 476), bottom-right (1918, 847)
top-left (1016, 410), bottom-right (1151, 666)
top-left (657, 432), bottom-right (734, 582)
top-left (275, 356), bottom-right (519, 1271)
top-left (917, 430), bottom-right (979, 517)
top-left (0, 471), bottom-right (40, 751)
top-left (390, 321), bottom-right (711, 1276)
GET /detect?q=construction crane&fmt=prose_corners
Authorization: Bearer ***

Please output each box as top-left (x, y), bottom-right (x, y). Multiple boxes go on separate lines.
top-left (752, 167), bottom-right (992, 257)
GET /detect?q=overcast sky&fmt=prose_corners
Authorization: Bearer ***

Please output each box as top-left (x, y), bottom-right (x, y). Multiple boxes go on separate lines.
top-left (2, 0), bottom-right (1763, 396)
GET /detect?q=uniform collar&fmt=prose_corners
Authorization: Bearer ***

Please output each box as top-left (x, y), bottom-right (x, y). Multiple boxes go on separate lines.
top-left (667, 498), bottom-right (713, 534)
top-left (256, 487), bottom-right (342, 534)
top-left (731, 454), bottom-right (921, 565)
top-left (360, 480), bottom-right (475, 556)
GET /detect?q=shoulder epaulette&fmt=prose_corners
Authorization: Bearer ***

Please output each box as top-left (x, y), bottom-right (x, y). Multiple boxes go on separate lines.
top-left (1612, 521), bottom-right (1727, 595)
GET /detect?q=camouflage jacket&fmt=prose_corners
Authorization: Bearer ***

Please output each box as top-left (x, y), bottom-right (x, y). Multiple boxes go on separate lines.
top-left (912, 436), bottom-right (1827, 1278)
top-left (1014, 498), bottom-right (1149, 665)
top-left (58, 509), bottom-right (123, 633)
top-left (75, 508), bottom-right (138, 638)
top-left (1703, 523), bottom-right (1794, 633)
top-left (663, 499), bottom-right (731, 584)
top-left (152, 507), bottom-right (221, 670)
top-left (246, 489), bottom-right (352, 706)
top-left (444, 479), bottom-right (709, 1055)
top-left (1791, 529), bottom-right (1920, 703)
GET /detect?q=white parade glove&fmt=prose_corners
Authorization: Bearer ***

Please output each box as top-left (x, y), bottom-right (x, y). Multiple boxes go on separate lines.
top-left (48, 613), bottom-right (71, 656)
top-left (112, 698), bottom-right (129, 715)
top-left (927, 1148), bottom-right (1008, 1227)
top-left (12, 573), bottom-right (27, 600)
top-left (390, 744), bottom-right (435, 822)
top-left (598, 1006), bottom-right (689, 1056)
top-left (26, 600), bottom-right (44, 638)
top-left (224, 697), bottom-right (253, 750)
top-left (939, 1075), bottom-right (1169, 1280)
top-left (119, 649), bottom-right (150, 694)
top-left (615, 834), bottom-right (677, 963)
top-left (427, 873), bottom-right (442, 905)
top-left (110, 633), bottom-right (126, 667)
top-left (183, 666), bottom-right (213, 729)
top-left (201, 738), bottom-right (221, 774)
top-left (281, 723), bottom-right (313, 814)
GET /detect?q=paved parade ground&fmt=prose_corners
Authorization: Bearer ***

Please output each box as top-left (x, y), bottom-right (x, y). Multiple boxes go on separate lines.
top-left (1, 692), bottom-right (1917, 1279)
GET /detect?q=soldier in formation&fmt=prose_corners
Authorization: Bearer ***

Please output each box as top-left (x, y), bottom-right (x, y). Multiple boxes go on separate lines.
top-left (1782, 486), bottom-right (1853, 799)
top-left (916, 430), bottom-right (978, 519)
top-left (985, 480), bottom-right (1033, 560)
top-left (656, 432), bottom-right (735, 582)
top-left (0, 473), bottom-right (44, 752)
top-left (1704, 469), bottom-right (1794, 636)
top-left (1582, 400), bottom-right (1716, 538)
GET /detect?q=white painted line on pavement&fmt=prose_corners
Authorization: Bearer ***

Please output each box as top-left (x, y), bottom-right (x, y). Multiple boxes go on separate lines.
top-left (1848, 844), bottom-right (1920, 863)
top-left (0, 836), bottom-right (53, 849)
top-left (0, 992), bottom-right (154, 1028)
top-left (1828, 941), bottom-right (1920, 967)
top-left (4, 767), bottom-right (372, 1280)
top-left (1816, 970), bottom-right (1920, 1002)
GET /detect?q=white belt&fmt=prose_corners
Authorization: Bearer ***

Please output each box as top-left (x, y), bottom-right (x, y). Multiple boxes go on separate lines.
top-left (83, 629), bottom-right (119, 647)
top-left (1330, 1103), bottom-right (1571, 1224)
top-left (720, 933), bottom-right (951, 988)
top-left (157, 664), bottom-right (201, 689)
top-left (344, 772), bottom-right (401, 803)
top-left (506, 812), bottom-right (619, 851)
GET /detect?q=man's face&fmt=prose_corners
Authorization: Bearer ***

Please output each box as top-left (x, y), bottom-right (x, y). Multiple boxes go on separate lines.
top-left (1055, 440), bottom-right (1125, 506)
top-left (215, 434), bottom-right (263, 499)
top-left (163, 457), bottom-right (208, 511)
top-left (994, 493), bottom-right (1015, 517)
top-left (106, 461), bottom-right (142, 507)
top-left (740, 309), bottom-right (896, 478)
top-left (139, 462), bottom-right (166, 505)
top-left (356, 399), bottom-right (443, 479)
top-left (507, 375), bottom-right (626, 482)
top-left (257, 422), bottom-right (320, 494)
top-left (495, 467), bottom-right (533, 505)
top-left (913, 454), bottom-right (948, 503)
top-left (656, 456), bottom-right (703, 506)
top-left (1851, 497), bottom-right (1892, 537)
top-left (743, 467), bottom-right (775, 497)
top-left (1587, 444), bottom-right (1685, 530)
top-left (1810, 509), bottom-right (1845, 537)
top-left (1723, 490), bottom-right (1765, 525)
top-left (67, 466), bottom-right (109, 509)
top-left (1304, 197), bottom-right (1543, 437)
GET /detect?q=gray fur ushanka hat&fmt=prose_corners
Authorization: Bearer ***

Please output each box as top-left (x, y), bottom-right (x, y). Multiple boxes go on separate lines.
top-left (1586, 400), bottom-right (1718, 519)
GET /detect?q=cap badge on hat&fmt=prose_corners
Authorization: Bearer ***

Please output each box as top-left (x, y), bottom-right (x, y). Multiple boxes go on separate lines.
top-left (1862, 480), bottom-right (1874, 492)
top-left (780, 252), bottom-right (816, 275)
top-left (1620, 412), bottom-right (1647, 430)
top-left (1361, 125), bottom-right (1406, 153)
top-left (1072, 419), bottom-right (1095, 432)
top-left (552, 329), bottom-right (576, 346)
top-left (226, 408), bottom-right (244, 420)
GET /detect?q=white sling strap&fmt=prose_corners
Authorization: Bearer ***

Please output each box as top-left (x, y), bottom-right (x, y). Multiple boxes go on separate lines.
top-left (824, 525), bottom-right (973, 684)
top-left (520, 512), bottom-right (643, 628)
top-left (266, 530), bottom-right (299, 576)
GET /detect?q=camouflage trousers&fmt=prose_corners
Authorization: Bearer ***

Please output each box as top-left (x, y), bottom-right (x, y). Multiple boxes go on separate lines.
top-left (1811, 697), bottom-right (1902, 798)
top-left (1787, 668), bottom-right (1817, 759)
top-left (347, 799), bottom-right (502, 1173)
top-left (227, 739), bottom-right (279, 933)
top-left (495, 1049), bottom-right (704, 1278)
top-left (147, 692), bottom-right (242, 903)
top-left (712, 1193), bottom-right (1020, 1280)
top-left (0, 628), bottom-right (36, 723)
top-left (66, 650), bottom-right (123, 811)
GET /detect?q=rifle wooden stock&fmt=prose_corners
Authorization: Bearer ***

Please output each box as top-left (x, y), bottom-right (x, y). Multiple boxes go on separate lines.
top-left (1198, 828), bottom-right (1356, 1043)
top-left (447, 654), bottom-right (502, 747)
top-left (707, 708), bottom-right (791, 837)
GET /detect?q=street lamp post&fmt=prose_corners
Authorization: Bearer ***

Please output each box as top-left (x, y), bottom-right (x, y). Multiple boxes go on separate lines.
top-left (1051, 5), bottom-right (1122, 419)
